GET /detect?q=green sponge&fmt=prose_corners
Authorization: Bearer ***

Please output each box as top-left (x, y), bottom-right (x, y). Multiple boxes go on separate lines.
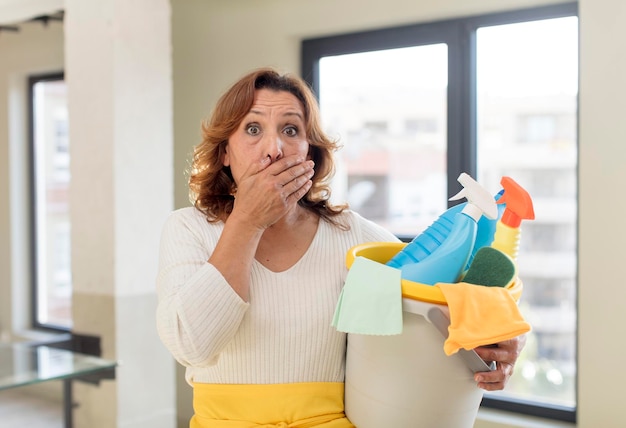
top-left (461, 246), bottom-right (517, 288)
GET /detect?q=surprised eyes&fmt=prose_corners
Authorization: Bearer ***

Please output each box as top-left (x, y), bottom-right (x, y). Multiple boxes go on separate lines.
top-left (246, 124), bottom-right (261, 136)
top-left (245, 123), bottom-right (299, 137)
top-left (283, 126), bottom-right (298, 137)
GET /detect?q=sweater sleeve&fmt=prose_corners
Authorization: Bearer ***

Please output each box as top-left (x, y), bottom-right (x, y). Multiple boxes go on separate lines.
top-left (350, 210), bottom-right (401, 244)
top-left (156, 209), bottom-right (249, 367)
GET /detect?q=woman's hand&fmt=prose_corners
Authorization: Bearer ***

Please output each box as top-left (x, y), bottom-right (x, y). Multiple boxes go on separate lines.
top-left (473, 334), bottom-right (527, 391)
top-left (209, 154), bottom-right (314, 301)
top-left (232, 154), bottom-right (314, 230)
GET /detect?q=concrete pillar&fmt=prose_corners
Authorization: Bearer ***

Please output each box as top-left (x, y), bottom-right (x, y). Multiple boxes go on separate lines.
top-left (65, 0), bottom-right (176, 426)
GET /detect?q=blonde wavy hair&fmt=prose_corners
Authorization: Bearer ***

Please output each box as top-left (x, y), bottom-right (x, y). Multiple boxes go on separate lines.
top-left (188, 67), bottom-right (347, 224)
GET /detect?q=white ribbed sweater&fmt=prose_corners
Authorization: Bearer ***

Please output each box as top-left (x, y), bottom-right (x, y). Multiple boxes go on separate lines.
top-left (156, 207), bottom-right (398, 385)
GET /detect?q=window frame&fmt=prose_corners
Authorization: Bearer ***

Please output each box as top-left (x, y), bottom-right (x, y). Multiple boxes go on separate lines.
top-left (27, 71), bottom-right (71, 333)
top-left (301, 2), bottom-right (578, 423)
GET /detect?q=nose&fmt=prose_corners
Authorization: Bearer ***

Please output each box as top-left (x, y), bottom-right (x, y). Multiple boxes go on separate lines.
top-left (264, 132), bottom-right (283, 162)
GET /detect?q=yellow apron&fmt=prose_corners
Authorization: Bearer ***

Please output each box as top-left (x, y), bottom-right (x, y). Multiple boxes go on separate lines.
top-left (190, 382), bottom-right (354, 428)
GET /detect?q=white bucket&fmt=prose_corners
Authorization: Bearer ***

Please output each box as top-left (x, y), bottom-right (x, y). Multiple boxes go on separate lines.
top-left (344, 298), bottom-right (485, 428)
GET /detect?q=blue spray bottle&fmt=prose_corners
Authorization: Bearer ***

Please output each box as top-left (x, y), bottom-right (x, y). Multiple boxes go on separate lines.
top-left (396, 173), bottom-right (498, 285)
top-left (387, 191), bottom-right (504, 270)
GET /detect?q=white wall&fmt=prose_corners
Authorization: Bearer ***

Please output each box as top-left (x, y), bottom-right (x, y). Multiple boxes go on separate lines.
top-left (577, 0), bottom-right (626, 426)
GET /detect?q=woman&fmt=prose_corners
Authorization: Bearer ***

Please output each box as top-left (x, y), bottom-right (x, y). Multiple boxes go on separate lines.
top-left (156, 67), bottom-right (524, 427)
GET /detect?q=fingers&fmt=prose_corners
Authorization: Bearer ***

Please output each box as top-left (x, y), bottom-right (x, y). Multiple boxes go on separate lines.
top-left (474, 341), bottom-right (519, 363)
top-left (231, 155), bottom-right (314, 229)
top-left (474, 361), bottom-right (514, 391)
top-left (280, 161), bottom-right (315, 201)
top-left (266, 155), bottom-right (313, 180)
top-left (263, 155), bottom-right (315, 200)
top-left (239, 154), bottom-right (313, 195)
top-left (238, 153), bottom-right (273, 182)
top-left (473, 336), bottom-right (526, 391)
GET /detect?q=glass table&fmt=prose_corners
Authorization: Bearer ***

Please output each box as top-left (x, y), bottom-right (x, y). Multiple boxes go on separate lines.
top-left (0, 342), bottom-right (117, 428)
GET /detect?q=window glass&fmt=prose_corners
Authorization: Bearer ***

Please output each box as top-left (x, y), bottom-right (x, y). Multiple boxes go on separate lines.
top-left (319, 44), bottom-right (448, 236)
top-left (476, 16), bottom-right (578, 408)
top-left (31, 77), bottom-right (72, 330)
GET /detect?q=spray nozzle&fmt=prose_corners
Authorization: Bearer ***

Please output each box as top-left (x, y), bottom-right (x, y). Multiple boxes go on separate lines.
top-left (497, 176), bottom-right (535, 227)
top-left (449, 173), bottom-right (498, 222)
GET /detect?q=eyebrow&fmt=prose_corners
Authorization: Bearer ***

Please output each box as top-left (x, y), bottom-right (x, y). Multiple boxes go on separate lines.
top-left (248, 109), bottom-right (304, 121)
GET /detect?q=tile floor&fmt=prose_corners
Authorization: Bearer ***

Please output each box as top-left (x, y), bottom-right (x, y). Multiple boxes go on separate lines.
top-left (0, 386), bottom-right (63, 427)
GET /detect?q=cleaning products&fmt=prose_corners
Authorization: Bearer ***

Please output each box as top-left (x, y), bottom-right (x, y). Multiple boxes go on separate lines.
top-left (386, 206), bottom-right (458, 268)
top-left (461, 246), bottom-right (517, 288)
top-left (397, 173), bottom-right (498, 285)
top-left (343, 241), bottom-right (519, 428)
top-left (387, 191), bottom-right (505, 270)
top-left (470, 190), bottom-right (505, 265)
top-left (492, 177), bottom-right (535, 260)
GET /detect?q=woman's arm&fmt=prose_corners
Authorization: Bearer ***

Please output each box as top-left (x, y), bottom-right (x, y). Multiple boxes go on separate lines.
top-left (156, 210), bottom-right (249, 367)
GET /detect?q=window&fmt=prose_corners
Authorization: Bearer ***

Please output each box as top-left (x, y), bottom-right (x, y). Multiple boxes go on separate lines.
top-left (303, 3), bottom-right (577, 422)
top-left (28, 73), bottom-right (72, 331)
top-left (316, 44), bottom-right (449, 236)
